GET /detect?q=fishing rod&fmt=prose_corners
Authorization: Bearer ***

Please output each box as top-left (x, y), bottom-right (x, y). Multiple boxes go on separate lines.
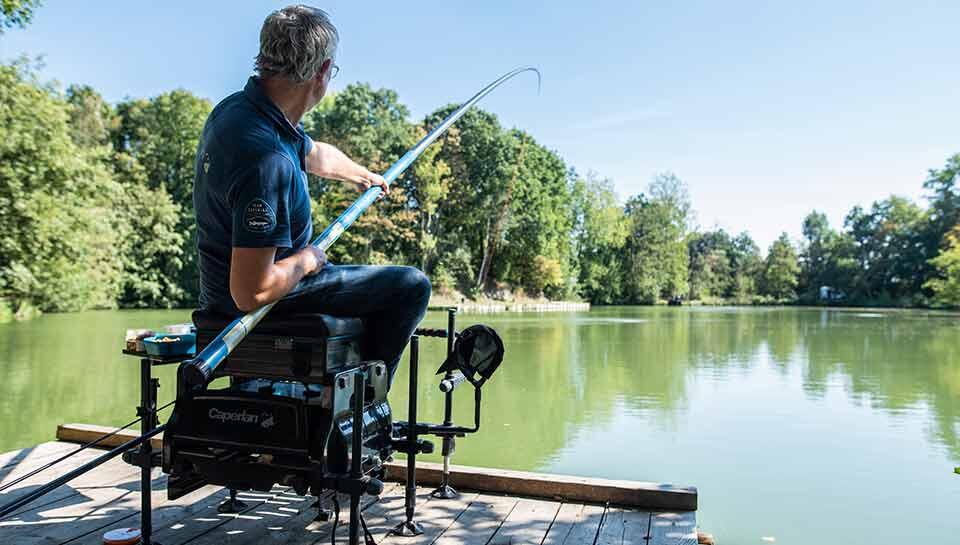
top-left (182, 66), bottom-right (540, 388)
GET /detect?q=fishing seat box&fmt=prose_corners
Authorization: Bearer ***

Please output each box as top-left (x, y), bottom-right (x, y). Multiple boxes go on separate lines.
top-left (192, 310), bottom-right (368, 383)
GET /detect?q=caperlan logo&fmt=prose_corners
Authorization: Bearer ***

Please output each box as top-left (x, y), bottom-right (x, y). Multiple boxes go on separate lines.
top-left (208, 407), bottom-right (259, 424)
top-left (260, 414), bottom-right (276, 429)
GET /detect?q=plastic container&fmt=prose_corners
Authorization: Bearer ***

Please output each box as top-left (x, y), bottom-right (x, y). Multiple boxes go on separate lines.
top-left (143, 333), bottom-right (196, 357)
top-left (102, 527), bottom-right (141, 544)
top-left (164, 323), bottom-right (195, 335)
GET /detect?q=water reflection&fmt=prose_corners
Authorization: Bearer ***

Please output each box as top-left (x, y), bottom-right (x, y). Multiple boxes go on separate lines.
top-left (0, 306), bottom-right (957, 465)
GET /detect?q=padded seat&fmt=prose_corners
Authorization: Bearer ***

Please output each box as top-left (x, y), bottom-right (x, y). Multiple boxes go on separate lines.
top-left (192, 309), bottom-right (365, 338)
top-left (191, 309), bottom-right (369, 382)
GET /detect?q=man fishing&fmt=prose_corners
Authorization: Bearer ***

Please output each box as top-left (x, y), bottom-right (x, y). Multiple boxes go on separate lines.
top-left (193, 5), bottom-right (431, 383)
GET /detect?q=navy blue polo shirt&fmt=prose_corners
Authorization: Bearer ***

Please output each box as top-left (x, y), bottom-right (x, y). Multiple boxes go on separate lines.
top-left (193, 77), bottom-right (314, 313)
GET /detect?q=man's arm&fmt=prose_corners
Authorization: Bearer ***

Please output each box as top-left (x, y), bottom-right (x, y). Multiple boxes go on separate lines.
top-left (230, 246), bottom-right (326, 312)
top-left (306, 139), bottom-right (389, 195)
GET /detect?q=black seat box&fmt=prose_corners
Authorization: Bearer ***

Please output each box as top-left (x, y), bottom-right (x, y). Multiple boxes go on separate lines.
top-left (192, 310), bottom-right (367, 383)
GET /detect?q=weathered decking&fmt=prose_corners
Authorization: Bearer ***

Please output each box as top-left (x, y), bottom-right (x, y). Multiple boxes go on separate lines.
top-left (0, 440), bottom-right (699, 545)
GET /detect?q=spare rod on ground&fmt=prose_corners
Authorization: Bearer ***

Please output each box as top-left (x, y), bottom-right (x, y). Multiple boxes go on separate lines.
top-left (181, 66), bottom-right (540, 388)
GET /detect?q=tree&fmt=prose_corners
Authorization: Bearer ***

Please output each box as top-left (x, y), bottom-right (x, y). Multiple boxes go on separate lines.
top-left (924, 225), bottom-right (960, 307)
top-left (64, 85), bottom-right (186, 308)
top-left (112, 90), bottom-right (211, 304)
top-left (761, 233), bottom-right (800, 300)
top-left (622, 173), bottom-right (691, 303)
top-left (572, 174), bottom-right (628, 304)
top-left (0, 0), bottom-right (40, 32)
top-left (687, 229), bottom-right (733, 300)
top-left (845, 196), bottom-right (927, 303)
top-left (0, 61), bottom-right (124, 312)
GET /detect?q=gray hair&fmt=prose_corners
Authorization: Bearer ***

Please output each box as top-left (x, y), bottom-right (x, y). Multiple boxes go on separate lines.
top-left (255, 5), bottom-right (338, 83)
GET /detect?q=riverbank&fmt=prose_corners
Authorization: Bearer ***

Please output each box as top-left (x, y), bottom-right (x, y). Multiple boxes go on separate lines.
top-left (428, 298), bottom-right (590, 313)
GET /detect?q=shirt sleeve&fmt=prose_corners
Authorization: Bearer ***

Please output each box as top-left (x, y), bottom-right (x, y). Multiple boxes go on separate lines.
top-left (229, 153), bottom-right (295, 249)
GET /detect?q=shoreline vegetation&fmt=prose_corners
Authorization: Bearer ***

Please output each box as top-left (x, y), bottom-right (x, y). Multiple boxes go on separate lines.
top-left (2, 56), bottom-right (959, 324)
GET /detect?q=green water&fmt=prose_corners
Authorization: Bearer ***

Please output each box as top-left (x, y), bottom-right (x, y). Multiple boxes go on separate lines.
top-left (1, 307), bottom-right (958, 543)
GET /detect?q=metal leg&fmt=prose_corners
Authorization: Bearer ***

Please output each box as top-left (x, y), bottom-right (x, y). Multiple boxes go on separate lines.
top-left (431, 310), bottom-right (459, 500)
top-left (217, 489), bottom-right (248, 514)
top-left (139, 358), bottom-right (157, 545)
top-left (391, 336), bottom-right (423, 537)
top-left (349, 371), bottom-right (367, 545)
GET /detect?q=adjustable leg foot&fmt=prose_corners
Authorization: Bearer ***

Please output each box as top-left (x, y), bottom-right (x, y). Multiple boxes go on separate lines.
top-left (430, 451), bottom-right (458, 499)
top-left (390, 520), bottom-right (424, 536)
top-left (217, 489), bottom-right (248, 514)
top-left (430, 484), bottom-right (458, 499)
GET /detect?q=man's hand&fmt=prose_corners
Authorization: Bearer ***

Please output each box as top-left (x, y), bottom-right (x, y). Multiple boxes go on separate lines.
top-left (347, 170), bottom-right (389, 197)
top-left (306, 140), bottom-right (389, 197)
top-left (303, 246), bottom-right (327, 275)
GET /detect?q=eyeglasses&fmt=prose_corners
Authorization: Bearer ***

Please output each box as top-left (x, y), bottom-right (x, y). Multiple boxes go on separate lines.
top-left (331, 64), bottom-right (340, 79)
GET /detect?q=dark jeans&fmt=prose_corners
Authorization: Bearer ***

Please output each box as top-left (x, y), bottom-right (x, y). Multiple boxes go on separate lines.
top-left (273, 264), bottom-right (432, 383)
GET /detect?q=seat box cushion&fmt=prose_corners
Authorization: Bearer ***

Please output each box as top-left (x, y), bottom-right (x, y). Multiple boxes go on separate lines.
top-left (192, 310), bottom-right (368, 382)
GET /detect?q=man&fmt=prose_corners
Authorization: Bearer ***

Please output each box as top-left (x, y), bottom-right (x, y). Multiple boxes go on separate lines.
top-left (193, 5), bottom-right (430, 382)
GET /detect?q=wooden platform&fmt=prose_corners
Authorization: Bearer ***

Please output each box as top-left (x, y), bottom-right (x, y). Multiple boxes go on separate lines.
top-left (0, 440), bottom-right (700, 545)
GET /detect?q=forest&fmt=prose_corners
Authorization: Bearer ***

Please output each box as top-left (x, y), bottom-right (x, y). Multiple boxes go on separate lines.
top-left (1, 54), bottom-right (959, 319)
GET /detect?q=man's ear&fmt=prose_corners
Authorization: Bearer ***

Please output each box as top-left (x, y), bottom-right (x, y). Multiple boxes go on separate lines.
top-left (319, 58), bottom-right (333, 80)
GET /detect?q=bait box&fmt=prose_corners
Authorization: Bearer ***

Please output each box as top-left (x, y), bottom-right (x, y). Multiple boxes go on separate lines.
top-left (144, 333), bottom-right (196, 357)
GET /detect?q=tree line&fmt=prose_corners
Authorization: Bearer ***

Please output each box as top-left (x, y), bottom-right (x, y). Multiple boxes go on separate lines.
top-left (1, 58), bottom-right (959, 320)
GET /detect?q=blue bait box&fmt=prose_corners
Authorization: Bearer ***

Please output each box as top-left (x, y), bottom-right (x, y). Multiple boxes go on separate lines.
top-left (144, 333), bottom-right (196, 357)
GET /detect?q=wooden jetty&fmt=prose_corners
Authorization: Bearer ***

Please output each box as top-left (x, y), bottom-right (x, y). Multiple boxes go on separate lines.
top-left (0, 424), bottom-right (705, 545)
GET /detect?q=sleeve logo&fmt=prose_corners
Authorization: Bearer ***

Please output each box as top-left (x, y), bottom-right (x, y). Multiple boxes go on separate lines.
top-left (243, 198), bottom-right (277, 233)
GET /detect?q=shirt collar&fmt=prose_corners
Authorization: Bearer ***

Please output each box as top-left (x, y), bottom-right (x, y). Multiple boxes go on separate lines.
top-left (243, 77), bottom-right (305, 141)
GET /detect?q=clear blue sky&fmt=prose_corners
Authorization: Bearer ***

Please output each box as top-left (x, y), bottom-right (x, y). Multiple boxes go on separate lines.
top-left (3, 0), bottom-right (957, 249)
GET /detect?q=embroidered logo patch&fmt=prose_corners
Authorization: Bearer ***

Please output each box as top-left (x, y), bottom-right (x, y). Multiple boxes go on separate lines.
top-left (243, 199), bottom-right (276, 233)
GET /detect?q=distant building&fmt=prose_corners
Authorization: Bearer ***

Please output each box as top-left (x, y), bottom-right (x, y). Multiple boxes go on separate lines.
top-left (819, 286), bottom-right (846, 303)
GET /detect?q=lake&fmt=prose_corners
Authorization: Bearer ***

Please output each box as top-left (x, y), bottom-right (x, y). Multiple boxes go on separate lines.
top-left (1, 306), bottom-right (958, 544)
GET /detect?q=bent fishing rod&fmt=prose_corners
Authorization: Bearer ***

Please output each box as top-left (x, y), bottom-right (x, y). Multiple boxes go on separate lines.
top-left (181, 66), bottom-right (540, 388)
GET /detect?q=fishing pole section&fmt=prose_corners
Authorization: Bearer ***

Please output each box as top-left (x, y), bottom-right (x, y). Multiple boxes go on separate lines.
top-left (0, 67), bottom-right (536, 545)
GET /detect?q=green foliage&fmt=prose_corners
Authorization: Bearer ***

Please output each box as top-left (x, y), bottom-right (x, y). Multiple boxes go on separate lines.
top-left (112, 90), bottom-right (211, 304)
top-left (622, 174), bottom-right (690, 303)
top-left (925, 226), bottom-right (960, 307)
top-left (3, 52), bottom-right (959, 313)
top-left (0, 0), bottom-right (40, 31)
top-left (0, 62), bottom-right (125, 313)
top-left (572, 174), bottom-right (628, 304)
top-left (762, 233), bottom-right (800, 300)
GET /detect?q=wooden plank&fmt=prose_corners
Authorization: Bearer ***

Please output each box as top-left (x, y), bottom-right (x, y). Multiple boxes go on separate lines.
top-left (622, 510), bottom-right (651, 545)
top-left (0, 448), bottom-right (139, 518)
top-left (150, 487), bottom-right (294, 545)
top-left (431, 494), bottom-right (519, 545)
top-left (56, 423), bottom-right (163, 451)
top-left (487, 497), bottom-right (561, 545)
top-left (385, 459), bottom-right (697, 511)
top-left (57, 424), bottom-right (698, 511)
top-left (184, 483), bottom-right (400, 545)
top-left (362, 486), bottom-right (438, 543)
top-left (647, 511), bottom-right (697, 545)
top-left (542, 503), bottom-right (605, 545)
top-left (0, 459), bottom-right (156, 544)
top-left (595, 506), bottom-right (625, 545)
top-left (58, 480), bottom-right (226, 545)
top-left (0, 442), bottom-right (77, 474)
top-left (174, 487), bottom-right (319, 545)
top-left (378, 490), bottom-right (478, 545)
